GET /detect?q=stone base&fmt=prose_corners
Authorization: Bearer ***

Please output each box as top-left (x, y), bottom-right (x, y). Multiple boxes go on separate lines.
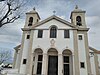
top-left (3, 73), bottom-right (25, 75)
top-left (1, 69), bottom-right (21, 75)
top-left (1, 68), bottom-right (31, 75)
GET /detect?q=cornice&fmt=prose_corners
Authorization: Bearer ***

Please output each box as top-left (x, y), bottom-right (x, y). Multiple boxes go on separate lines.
top-left (77, 28), bottom-right (89, 31)
top-left (21, 27), bottom-right (90, 31)
top-left (21, 28), bottom-right (31, 31)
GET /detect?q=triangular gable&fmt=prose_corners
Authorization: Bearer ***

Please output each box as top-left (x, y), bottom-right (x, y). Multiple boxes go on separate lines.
top-left (89, 46), bottom-right (100, 54)
top-left (32, 15), bottom-right (76, 28)
top-left (14, 44), bottom-right (21, 51)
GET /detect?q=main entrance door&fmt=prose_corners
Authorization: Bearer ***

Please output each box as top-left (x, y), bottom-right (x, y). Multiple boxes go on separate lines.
top-left (48, 56), bottom-right (58, 75)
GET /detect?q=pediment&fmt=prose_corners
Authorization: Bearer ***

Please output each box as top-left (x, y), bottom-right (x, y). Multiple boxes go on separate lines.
top-left (89, 46), bottom-right (100, 54)
top-left (32, 15), bottom-right (76, 28)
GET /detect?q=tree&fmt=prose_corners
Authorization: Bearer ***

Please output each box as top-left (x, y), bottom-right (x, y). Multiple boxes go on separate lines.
top-left (0, 50), bottom-right (12, 65)
top-left (0, 0), bottom-right (26, 27)
top-left (0, 0), bottom-right (5, 2)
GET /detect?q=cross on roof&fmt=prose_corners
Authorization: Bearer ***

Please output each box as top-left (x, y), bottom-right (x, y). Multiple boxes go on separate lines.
top-left (53, 10), bottom-right (56, 15)
top-left (33, 7), bottom-right (36, 10)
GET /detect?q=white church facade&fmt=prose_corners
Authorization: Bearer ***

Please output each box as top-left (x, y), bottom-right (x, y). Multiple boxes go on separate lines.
top-left (2, 6), bottom-right (100, 75)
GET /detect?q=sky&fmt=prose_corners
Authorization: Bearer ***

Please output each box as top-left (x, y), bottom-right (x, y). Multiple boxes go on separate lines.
top-left (0, 0), bottom-right (100, 59)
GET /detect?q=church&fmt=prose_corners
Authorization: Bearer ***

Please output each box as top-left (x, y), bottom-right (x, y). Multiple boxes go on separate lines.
top-left (2, 6), bottom-right (100, 75)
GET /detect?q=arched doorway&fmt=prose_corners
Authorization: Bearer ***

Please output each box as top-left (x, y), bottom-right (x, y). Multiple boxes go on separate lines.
top-left (62, 49), bottom-right (73, 75)
top-left (47, 48), bottom-right (58, 75)
top-left (33, 48), bottom-right (43, 75)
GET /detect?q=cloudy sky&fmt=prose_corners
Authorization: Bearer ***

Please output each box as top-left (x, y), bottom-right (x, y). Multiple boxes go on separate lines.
top-left (0, 0), bottom-right (100, 55)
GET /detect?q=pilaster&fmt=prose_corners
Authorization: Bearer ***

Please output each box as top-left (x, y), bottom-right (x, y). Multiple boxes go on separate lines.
top-left (58, 54), bottom-right (63, 75)
top-left (42, 53), bottom-right (48, 75)
top-left (73, 30), bottom-right (80, 75)
top-left (84, 32), bottom-right (92, 75)
top-left (19, 31), bottom-right (26, 73)
top-left (26, 30), bottom-right (34, 75)
top-left (13, 50), bottom-right (17, 68)
top-left (94, 53), bottom-right (99, 75)
top-left (72, 54), bottom-right (75, 75)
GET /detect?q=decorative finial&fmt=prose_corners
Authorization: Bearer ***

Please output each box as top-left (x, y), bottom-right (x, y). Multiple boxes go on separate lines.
top-left (53, 10), bottom-right (56, 15)
top-left (33, 7), bottom-right (36, 10)
top-left (75, 5), bottom-right (78, 9)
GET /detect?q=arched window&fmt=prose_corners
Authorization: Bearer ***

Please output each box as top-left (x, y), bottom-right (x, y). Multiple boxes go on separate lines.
top-left (76, 16), bottom-right (82, 26)
top-left (28, 17), bottom-right (33, 26)
top-left (34, 48), bottom-right (43, 75)
top-left (50, 26), bottom-right (57, 38)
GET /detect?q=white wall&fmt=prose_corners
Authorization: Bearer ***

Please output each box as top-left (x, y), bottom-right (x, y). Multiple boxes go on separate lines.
top-left (19, 32), bottom-right (30, 74)
top-left (98, 54), bottom-right (100, 74)
top-left (15, 50), bottom-right (20, 69)
top-left (78, 34), bottom-right (88, 75)
top-left (89, 50), bottom-right (96, 75)
top-left (32, 19), bottom-right (74, 54)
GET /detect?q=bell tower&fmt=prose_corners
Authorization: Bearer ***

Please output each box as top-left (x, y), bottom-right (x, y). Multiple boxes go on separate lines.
top-left (19, 8), bottom-right (40, 75)
top-left (70, 6), bottom-right (92, 75)
top-left (24, 7), bottom-right (40, 28)
top-left (70, 5), bottom-right (86, 28)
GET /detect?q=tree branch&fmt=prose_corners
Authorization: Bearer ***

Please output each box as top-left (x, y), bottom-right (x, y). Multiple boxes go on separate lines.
top-left (1, 15), bottom-right (20, 26)
top-left (0, 50), bottom-right (12, 65)
top-left (0, 0), bottom-right (27, 27)
top-left (0, 2), bottom-right (11, 22)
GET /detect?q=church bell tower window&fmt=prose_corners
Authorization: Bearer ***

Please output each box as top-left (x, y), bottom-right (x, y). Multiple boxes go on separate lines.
top-left (26, 35), bottom-right (30, 39)
top-left (28, 17), bottom-right (33, 26)
top-left (76, 16), bottom-right (82, 26)
top-left (78, 35), bottom-right (82, 40)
